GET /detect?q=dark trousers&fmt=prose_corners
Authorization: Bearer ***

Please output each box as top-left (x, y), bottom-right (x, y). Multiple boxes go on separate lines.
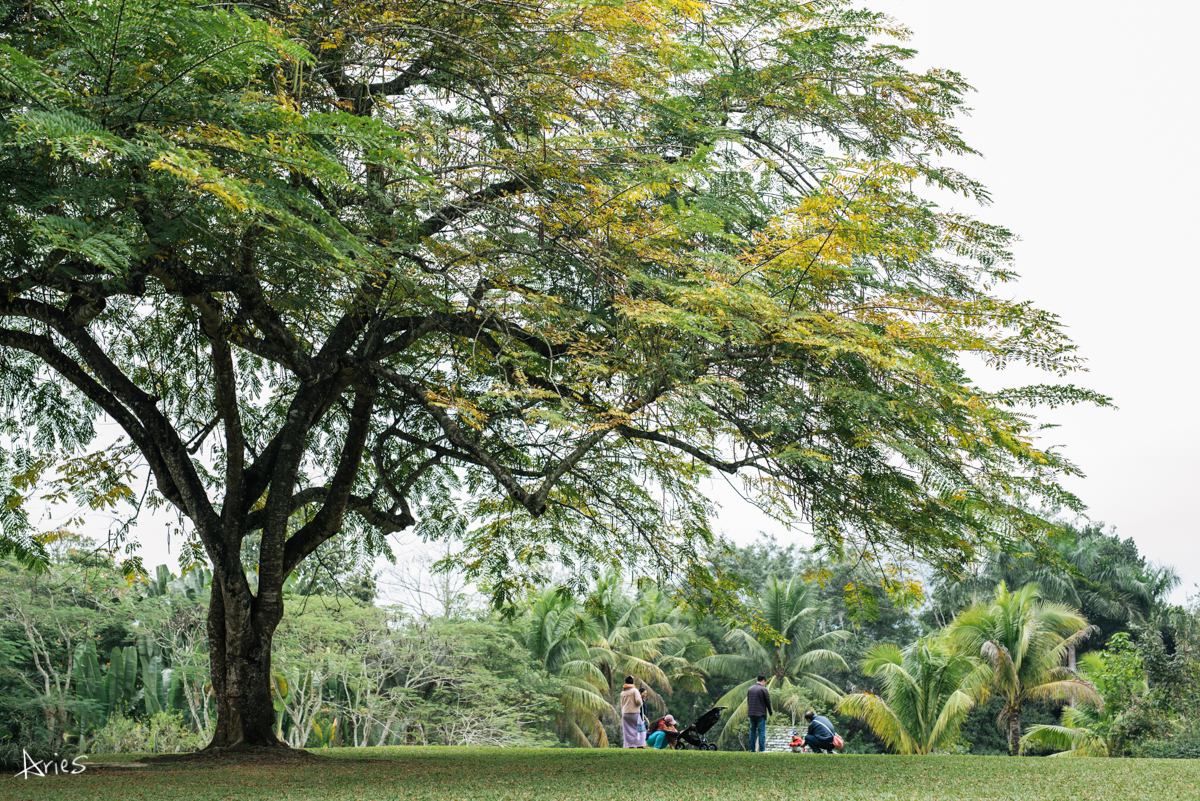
top-left (748, 715), bottom-right (767, 752)
top-left (804, 734), bottom-right (835, 753)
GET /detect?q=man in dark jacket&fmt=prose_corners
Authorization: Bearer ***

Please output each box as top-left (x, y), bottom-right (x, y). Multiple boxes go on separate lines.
top-left (746, 674), bottom-right (772, 752)
top-left (803, 710), bottom-right (837, 753)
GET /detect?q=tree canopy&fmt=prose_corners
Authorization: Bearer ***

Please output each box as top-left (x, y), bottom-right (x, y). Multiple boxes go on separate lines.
top-left (0, 0), bottom-right (1105, 747)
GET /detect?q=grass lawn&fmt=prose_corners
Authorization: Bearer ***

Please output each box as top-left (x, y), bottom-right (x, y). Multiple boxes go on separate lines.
top-left (3, 747), bottom-right (1197, 801)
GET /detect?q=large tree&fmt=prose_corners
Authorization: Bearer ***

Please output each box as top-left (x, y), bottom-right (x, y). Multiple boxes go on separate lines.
top-left (931, 524), bottom-right (1179, 643)
top-left (948, 582), bottom-right (1098, 755)
top-left (1, 0), bottom-right (1103, 748)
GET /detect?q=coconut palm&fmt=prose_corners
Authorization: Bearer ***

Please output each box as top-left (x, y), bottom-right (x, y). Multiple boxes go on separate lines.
top-left (1019, 650), bottom-right (1146, 757)
top-left (525, 588), bottom-right (612, 746)
top-left (583, 574), bottom-right (682, 709)
top-left (933, 529), bottom-right (1179, 669)
top-left (633, 583), bottom-right (716, 695)
top-left (947, 582), bottom-right (1099, 754)
top-left (699, 574), bottom-right (850, 747)
top-left (1020, 703), bottom-right (1111, 757)
top-left (837, 636), bottom-right (991, 754)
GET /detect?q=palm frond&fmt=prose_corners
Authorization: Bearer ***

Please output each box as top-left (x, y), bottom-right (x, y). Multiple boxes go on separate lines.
top-left (838, 692), bottom-right (918, 754)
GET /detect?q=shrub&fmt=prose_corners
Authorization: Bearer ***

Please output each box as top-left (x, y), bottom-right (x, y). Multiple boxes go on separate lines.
top-left (1131, 735), bottom-right (1200, 759)
top-left (1129, 718), bottom-right (1200, 759)
top-left (86, 712), bottom-right (206, 754)
top-left (840, 730), bottom-right (883, 754)
top-left (0, 740), bottom-right (78, 771)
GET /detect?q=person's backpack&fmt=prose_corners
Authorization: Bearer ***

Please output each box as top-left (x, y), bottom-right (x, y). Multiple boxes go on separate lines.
top-left (832, 733), bottom-right (844, 750)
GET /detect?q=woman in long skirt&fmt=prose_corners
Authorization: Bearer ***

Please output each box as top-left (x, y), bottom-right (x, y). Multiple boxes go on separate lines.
top-left (620, 676), bottom-right (642, 747)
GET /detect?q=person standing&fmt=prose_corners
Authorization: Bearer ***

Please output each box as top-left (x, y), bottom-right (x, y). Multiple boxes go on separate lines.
top-left (746, 674), bottom-right (772, 752)
top-left (636, 688), bottom-right (650, 747)
top-left (620, 676), bottom-right (643, 748)
top-left (803, 710), bottom-right (838, 754)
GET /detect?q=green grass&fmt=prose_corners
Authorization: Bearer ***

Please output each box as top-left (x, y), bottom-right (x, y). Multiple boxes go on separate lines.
top-left (3, 747), bottom-right (1197, 801)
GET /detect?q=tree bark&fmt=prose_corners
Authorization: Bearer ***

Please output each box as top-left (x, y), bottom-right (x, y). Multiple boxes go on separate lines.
top-left (205, 575), bottom-right (285, 748)
top-left (1006, 706), bottom-right (1022, 756)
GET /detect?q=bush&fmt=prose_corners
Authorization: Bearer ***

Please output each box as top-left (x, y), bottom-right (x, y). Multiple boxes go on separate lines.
top-left (1129, 720), bottom-right (1200, 759)
top-left (86, 712), bottom-right (206, 754)
top-left (1131, 736), bottom-right (1200, 759)
top-left (959, 697), bottom-right (1057, 755)
top-left (840, 730), bottom-right (883, 754)
top-left (0, 740), bottom-right (78, 771)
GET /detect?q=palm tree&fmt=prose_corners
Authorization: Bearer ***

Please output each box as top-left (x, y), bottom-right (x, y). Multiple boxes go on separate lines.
top-left (699, 574), bottom-right (849, 747)
top-left (525, 588), bottom-right (612, 746)
top-left (1019, 703), bottom-right (1110, 757)
top-left (583, 573), bottom-right (682, 709)
top-left (947, 582), bottom-right (1099, 754)
top-left (933, 528), bottom-right (1180, 670)
top-left (837, 636), bottom-right (991, 754)
top-left (1019, 650), bottom-right (1146, 757)
top-left (635, 584), bottom-right (715, 696)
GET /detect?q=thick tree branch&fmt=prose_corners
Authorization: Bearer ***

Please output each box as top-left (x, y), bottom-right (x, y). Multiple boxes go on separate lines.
top-left (372, 365), bottom-right (540, 513)
top-left (280, 380), bottom-right (378, 578)
top-left (0, 301), bottom-right (233, 580)
top-left (412, 176), bottom-right (540, 242)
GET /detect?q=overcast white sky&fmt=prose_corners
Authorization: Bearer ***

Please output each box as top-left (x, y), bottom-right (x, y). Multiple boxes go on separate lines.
top-left (71, 1), bottom-right (1198, 605)
top-left (715, 1), bottom-right (1200, 603)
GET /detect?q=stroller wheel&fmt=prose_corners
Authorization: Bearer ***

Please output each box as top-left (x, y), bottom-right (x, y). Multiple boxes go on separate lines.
top-left (705, 743), bottom-right (718, 752)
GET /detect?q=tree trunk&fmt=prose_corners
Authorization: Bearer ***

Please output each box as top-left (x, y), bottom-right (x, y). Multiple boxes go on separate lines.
top-left (205, 576), bottom-right (285, 749)
top-left (1007, 706), bottom-right (1022, 756)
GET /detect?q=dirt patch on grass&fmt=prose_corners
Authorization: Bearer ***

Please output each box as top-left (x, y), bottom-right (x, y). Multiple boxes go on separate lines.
top-left (144, 746), bottom-right (323, 767)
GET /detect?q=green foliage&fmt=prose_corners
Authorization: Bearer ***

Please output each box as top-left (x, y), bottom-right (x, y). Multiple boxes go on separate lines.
top-left (1116, 602), bottom-right (1200, 756)
top-left (1089, 635), bottom-right (1146, 717)
top-left (0, 0), bottom-right (1119, 746)
top-left (0, 739), bottom-right (77, 771)
top-left (137, 635), bottom-right (187, 719)
top-left (699, 574), bottom-right (849, 748)
top-left (1131, 728), bottom-right (1200, 759)
top-left (948, 582), bottom-right (1098, 755)
top-left (956, 694), bottom-right (1056, 756)
top-left (86, 710), bottom-right (204, 755)
top-left (930, 523), bottom-right (1178, 645)
top-left (0, 0), bottom-right (1110, 737)
top-left (138, 565), bottom-right (210, 604)
top-left (0, 554), bottom-right (133, 743)
top-left (265, 596), bottom-right (562, 749)
top-left (1018, 644), bottom-right (1148, 757)
top-left (837, 635), bottom-right (990, 754)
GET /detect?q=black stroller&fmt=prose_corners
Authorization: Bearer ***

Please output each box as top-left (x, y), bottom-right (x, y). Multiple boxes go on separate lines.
top-left (673, 706), bottom-right (726, 751)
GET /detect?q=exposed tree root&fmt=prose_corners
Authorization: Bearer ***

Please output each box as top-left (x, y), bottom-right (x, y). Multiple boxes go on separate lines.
top-left (144, 745), bottom-right (318, 765)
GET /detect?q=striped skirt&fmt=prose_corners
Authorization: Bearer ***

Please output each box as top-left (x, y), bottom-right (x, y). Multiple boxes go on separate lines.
top-left (622, 713), bottom-right (641, 747)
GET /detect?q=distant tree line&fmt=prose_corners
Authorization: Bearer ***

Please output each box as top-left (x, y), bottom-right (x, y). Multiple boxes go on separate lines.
top-left (1, 523), bottom-right (1196, 766)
